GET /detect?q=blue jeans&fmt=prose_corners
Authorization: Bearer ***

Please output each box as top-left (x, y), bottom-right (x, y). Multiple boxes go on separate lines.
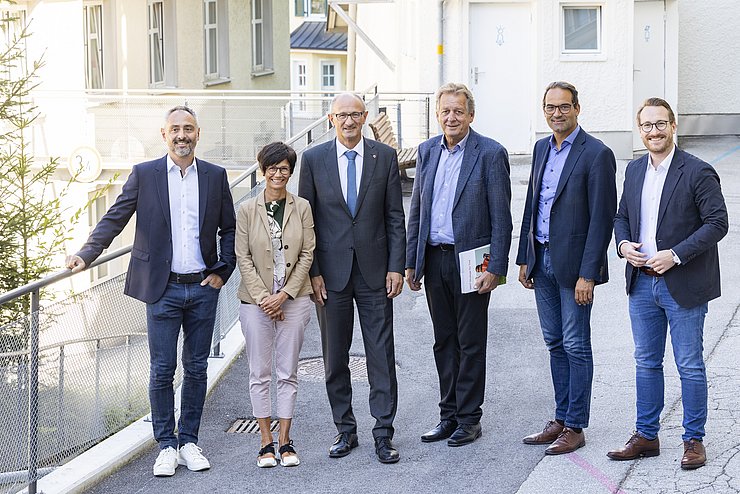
top-left (146, 281), bottom-right (219, 450)
top-left (532, 244), bottom-right (593, 429)
top-left (629, 271), bottom-right (708, 441)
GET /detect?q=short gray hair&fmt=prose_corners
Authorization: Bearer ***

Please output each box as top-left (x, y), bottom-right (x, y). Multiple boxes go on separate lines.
top-left (165, 105), bottom-right (198, 123)
top-left (435, 83), bottom-right (475, 114)
top-left (329, 93), bottom-right (366, 113)
top-left (542, 81), bottom-right (579, 107)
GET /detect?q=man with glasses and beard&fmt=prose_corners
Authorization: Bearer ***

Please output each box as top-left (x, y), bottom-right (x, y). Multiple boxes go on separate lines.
top-left (67, 106), bottom-right (236, 477)
top-left (517, 81), bottom-right (617, 455)
top-left (298, 93), bottom-right (406, 464)
top-left (608, 98), bottom-right (727, 470)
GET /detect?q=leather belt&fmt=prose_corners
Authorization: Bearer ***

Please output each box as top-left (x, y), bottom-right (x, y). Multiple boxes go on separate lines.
top-left (169, 271), bottom-right (207, 284)
top-left (639, 266), bottom-right (662, 278)
top-left (536, 240), bottom-right (549, 248)
top-left (429, 243), bottom-right (455, 251)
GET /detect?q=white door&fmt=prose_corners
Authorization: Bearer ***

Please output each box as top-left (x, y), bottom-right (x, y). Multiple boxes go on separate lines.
top-left (633, 0), bottom-right (666, 150)
top-left (469, 2), bottom-right (532, 154)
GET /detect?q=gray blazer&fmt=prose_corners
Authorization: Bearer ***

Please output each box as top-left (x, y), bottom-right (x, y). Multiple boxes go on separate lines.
top-left (298, 138), bottom-right (406, 292)
top-left (406, 128), bottom-right (513, 280)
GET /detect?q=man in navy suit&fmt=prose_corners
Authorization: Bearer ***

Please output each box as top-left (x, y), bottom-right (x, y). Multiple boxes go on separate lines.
top-left (66, 106), bottom-right (236, 477)
top-left (517, 82), bottom-right (616, 454)
top-left (298, 93), bottom-right (406, 464)
top-left (608, 98), bottom-right (727, 469)
top-left (406, 83), bottom-right (512, 447)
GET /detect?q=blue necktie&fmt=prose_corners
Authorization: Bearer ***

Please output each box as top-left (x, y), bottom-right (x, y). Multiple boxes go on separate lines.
top-left (345, 150), bottom-right (358, 215)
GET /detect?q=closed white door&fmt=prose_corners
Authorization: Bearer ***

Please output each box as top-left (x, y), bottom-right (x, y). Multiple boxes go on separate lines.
top-left (469, 2), bottom-right (532, 154)
top-left (633, 0), bottom-right (666, 150)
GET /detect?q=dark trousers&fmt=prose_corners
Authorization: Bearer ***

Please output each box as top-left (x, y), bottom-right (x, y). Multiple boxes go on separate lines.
top-left (317, 256), bottom-right (398, 439)
top-left (424, 245), bottom-right (490, 425)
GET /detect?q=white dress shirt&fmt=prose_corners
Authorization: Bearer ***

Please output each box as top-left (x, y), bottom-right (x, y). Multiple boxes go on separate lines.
top-left (167, 155), bottom-right (206, 274)
top-left (335, 137), bottom-right (364, 201)
top-left (638, 146), bottom-right (676, 259)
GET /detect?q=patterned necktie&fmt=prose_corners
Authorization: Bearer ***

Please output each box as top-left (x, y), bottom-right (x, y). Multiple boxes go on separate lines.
top-left (345, 150), bottom-right (358, 215)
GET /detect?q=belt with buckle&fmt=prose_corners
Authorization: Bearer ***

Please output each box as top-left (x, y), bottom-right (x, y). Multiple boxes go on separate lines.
top-left (639, 266), bottom-right (662, 278)
top-left (169, 271), bottom-right (207, 284)
top-left (429, 243), bottom-right (455, 251)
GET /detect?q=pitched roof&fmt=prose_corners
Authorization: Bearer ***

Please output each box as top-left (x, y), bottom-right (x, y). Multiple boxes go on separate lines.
top-left (290, 21), bottom-right (347, 51)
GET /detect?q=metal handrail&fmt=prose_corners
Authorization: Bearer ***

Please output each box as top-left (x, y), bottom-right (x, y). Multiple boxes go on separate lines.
top-left (0, 333), bottom-right (148, 358)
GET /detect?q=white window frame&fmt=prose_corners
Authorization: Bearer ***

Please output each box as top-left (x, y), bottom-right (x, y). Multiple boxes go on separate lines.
top-left (83, 2), bottom-right (104, 89)
top-left (292, 60), bottom-right (308, 112)
top-left (203, 0), bottom-right (229, 84)
top-left (560, 4), bottom-right (605, 61)
top-left (304, 0), bottom-right (327, 17)
top-left (148, 1), bottom-right (165, 86)
top-left (251, 0), bottom-right (274, 75)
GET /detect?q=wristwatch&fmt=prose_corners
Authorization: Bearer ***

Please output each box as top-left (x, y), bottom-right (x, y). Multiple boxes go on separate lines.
top-left (670, 249), bottom-right (682, 265)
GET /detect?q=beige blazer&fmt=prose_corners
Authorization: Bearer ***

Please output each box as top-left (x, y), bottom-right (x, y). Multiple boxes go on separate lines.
top-left (236, 191), bottom-right (315, 304)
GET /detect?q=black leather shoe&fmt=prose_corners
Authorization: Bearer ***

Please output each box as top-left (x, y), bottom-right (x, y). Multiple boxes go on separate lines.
top-left (329, 432), bottom-right (358, 458)
top-left (421, 419), bottom-right (458, 442)
top-left (447, 423), bottom-right (482, 447)
top-left (374, 436), bottom-right (400, 464)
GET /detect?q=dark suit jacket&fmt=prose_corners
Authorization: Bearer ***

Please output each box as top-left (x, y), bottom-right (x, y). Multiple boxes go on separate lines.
top-left (614, 147), bottom-right (728, 308)
top-left (76, 156), bottom-right (237, 304)
top-left (298, 138), bottom-right (406, 292)
top-left (406, 129), bottom-right (512, 279)
top-left (516, 128), bottom-right (617, 288)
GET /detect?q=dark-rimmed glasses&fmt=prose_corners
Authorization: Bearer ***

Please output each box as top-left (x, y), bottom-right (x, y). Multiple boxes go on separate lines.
top-left (333, 112), bottom-right (365, 121)
top-left (639, 120), bottom-right (669, 133)
top-left (543, 104), bottom-right (574, 115)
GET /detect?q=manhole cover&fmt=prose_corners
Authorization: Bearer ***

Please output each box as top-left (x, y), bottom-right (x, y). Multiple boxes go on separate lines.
top-left (297, 355), bottom-right (368, 382)
top-left (227, 418), bottom-right (280, 434)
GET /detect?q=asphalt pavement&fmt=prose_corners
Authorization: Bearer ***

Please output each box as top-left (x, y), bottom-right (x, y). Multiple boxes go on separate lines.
top-left (82, 136), bottom-right (740, 494)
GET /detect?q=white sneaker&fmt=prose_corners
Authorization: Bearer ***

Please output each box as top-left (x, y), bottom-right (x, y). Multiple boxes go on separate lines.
top-left (153, 447), bottom-right (178, 477)
top-left (178, 443), bottom-right (211, 471)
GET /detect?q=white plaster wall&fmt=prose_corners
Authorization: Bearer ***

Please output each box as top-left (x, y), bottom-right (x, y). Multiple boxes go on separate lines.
top-left (353, 1), bottom-right (440, 93)
top-left (534, 0), bottom-right (632, 135)
top-left (677, 0), bottom-right (740, 115)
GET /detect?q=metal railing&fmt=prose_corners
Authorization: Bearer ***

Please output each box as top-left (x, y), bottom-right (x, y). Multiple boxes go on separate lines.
top-left (0, 86), bottom-right (431, 494)
top-left (0, 106), bottom-right (334, 494)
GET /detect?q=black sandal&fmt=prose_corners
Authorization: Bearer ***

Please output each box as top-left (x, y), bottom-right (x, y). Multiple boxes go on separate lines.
top-left (279, 440), bottom-right (300, 467)
top-left (257, 443), bottom-right (277, 468)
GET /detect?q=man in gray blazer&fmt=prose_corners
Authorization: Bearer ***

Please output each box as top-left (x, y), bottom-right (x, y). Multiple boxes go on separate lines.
top-left (406, 83), bottom-right (512, 447)
top-left (298, 93), bottom-right (406, 464)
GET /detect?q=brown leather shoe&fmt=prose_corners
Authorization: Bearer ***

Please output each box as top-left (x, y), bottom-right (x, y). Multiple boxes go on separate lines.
top-left (545, 427), bottom-right (585, 455)
top-left (607, 432), bottom-right (660, 460)
top-left (681, 439), bottom-right (706, 470)
top-left (522, 420), bottom-right (564, 445)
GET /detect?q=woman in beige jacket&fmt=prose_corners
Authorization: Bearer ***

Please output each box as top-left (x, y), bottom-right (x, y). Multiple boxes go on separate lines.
top-left (236, 142), bottom-right (315, 468)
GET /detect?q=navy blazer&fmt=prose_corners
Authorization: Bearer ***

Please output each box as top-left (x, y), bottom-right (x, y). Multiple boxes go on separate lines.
top-left (406, 128), bottom-right (512, 280)
top-left (298, 138), bottom-right (406, 292)
top-left (614, 147), bottom-right (728, 308)
top-left (76, 156), bottom-right (236, 304)
top-left (516, 128), bottom-right (617, 288)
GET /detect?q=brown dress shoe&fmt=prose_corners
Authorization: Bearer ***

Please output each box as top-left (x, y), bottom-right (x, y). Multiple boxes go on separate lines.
top-left (522, 420), bottom-right (564, 445)
top-left (607, 432), bottom-right (660, 460)
top-left (681, 439), bottom-right (706, 470)
top-left (545, 427), bottom-right (585, 455)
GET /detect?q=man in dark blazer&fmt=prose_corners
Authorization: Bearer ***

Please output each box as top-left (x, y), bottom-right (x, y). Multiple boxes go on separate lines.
top-left (517, 82), bottom-right (616, 455)
top-left (406, 83), bottom-right (512, 447)
top-left (608, 98), bottom-right (727, 469)
top-left (67, 106), bottom-right (236, 477)
top-left (298, 93), bottom-right (406, 464)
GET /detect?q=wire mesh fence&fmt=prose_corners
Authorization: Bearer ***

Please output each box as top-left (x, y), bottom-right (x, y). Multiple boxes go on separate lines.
top-left (0, 89), bottom-right (425, 493)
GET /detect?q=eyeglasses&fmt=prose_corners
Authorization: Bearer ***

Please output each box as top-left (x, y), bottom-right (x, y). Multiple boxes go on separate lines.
top-left (639, 120), bottom-right (670, 133)
top-left (265, 166), bottom-right (291, 176)
top-left (333, 112), bottom-right (365, 121)
top-left (543, 104), bottom-right (574, 115)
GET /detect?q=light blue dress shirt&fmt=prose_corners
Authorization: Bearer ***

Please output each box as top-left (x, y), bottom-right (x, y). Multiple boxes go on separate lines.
top-left (429, 132), bottom-right (470, 245)
top-left (535, 126), bottom-right (580, 243)
top-left (167, 155), bottom-right (206, 274)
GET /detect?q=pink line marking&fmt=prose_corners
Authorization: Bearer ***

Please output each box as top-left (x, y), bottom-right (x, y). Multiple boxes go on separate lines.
top-left (566, 452), bottom-right (629, 494)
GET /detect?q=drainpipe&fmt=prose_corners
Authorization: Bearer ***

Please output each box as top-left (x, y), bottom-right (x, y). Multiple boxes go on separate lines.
top-left (347, 4), bottom-right (357, 91)
top-left (439, 0), bottom-right (445, 86)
